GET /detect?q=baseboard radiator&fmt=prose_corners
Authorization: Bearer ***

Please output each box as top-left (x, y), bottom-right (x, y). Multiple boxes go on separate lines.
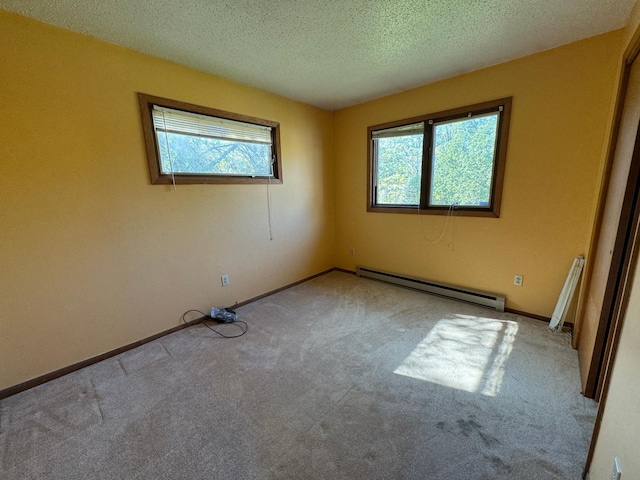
top-left (356, 266), bottom-right (506, 312)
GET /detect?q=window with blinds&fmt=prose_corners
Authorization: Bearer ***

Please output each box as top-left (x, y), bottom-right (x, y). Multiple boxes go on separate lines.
top-left (368, 98), bottom-right (511, 217)
top-left (138, 93), bottom-right (281, 185)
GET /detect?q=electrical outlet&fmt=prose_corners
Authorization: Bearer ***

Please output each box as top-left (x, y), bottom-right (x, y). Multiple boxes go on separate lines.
top-left (221, 275), bottom-right (229, 287)
top-left (349, 247), bottom-right (355, 256)
top-left (611, 457), bottom-right (622, 480)
top-left (514, 274), bottom-right (524, 287)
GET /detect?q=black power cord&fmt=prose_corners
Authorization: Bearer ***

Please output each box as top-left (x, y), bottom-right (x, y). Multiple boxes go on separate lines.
top-left (181, 309), bottom-right (248, 338)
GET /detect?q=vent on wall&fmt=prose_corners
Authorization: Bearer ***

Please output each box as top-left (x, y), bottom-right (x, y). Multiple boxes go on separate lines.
top-left (356, 266), bottom-right (506, 312)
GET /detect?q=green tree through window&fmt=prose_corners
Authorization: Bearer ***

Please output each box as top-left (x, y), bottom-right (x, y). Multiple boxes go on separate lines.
top-left (377, 134), bottom-right (423, 205)
top-left (430, 114), bottom-right (498, 206)
top-left (157, 133), bottom-right (271, 176)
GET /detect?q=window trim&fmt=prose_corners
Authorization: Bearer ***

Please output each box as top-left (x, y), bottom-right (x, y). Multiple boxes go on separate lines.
top-left (367, 97), bottom-right (512, 217)
top-left (138, 93), bottom-right (282, 185)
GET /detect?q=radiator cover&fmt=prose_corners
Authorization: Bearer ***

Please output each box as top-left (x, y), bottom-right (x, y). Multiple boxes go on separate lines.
top-left (356, 266), bottom-right (505, 312)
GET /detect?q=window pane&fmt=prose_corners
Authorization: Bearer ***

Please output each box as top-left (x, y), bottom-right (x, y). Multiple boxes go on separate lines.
top-left (430, 113), bottom-right (499, 207)
top-left (157, 132), bottom-right (272, 176)
top-left (376, 134), bottom-right (423, 205)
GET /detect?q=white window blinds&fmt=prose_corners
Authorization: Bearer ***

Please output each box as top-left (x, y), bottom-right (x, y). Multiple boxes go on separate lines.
top-left (152, 105), bottom-right (273, 145)
top-left (371, 122), bottom-right (424, 139)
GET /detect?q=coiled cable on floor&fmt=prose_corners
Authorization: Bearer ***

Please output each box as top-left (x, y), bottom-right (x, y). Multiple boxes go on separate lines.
top-left (181, 309), bottom-right (248, 338)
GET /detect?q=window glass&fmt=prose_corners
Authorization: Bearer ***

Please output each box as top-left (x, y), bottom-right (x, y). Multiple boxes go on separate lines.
top-left (156, 129), bottom-right (273, 176)
top-left (374, 123), bottom-right (423, 205)
top-left (430, 113), bottom-right (498, 207)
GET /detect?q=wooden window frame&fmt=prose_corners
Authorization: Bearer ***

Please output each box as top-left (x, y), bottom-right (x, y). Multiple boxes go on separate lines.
top-left (138, 93), bottom-right (282, 185)
top-left (367, 97), bottom-right (512, 217)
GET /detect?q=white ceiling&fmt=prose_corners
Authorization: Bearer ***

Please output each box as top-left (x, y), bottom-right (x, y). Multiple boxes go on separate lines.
top-left (1, 0), bottom-right (634, 110)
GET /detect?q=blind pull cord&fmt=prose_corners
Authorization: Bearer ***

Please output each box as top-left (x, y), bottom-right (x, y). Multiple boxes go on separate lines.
top-left (160, 110), bottom-right (177, 191)
top-left (266, 156), bottom-right (275, 241)
top-left (418, 203), bottom-right (457, 245)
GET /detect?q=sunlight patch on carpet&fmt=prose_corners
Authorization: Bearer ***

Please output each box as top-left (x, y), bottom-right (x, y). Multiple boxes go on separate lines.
top-left (394, 316), bottom-right (518, 396)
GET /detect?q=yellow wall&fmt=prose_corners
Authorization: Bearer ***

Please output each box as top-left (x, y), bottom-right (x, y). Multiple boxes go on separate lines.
top-left (587, 2), bottom-right (640, 478)
top-left (333, 30), bottom-right (622, 317)
top-left (0, 11), bottom-right (335, 391)
top-left (0, 8), bottom-right (628, 393)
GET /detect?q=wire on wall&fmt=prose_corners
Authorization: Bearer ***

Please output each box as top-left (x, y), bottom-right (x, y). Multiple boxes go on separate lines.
top-left (418, 203), bottom-right (457, 245)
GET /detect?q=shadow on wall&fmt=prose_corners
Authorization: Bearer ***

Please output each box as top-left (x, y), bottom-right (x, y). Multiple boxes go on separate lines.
top-left (394, 316), bottom-right (519, 397)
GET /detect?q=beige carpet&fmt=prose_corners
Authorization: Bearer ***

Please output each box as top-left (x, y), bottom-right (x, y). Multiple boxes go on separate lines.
top-left (0, 271), bottom-right (597, 479)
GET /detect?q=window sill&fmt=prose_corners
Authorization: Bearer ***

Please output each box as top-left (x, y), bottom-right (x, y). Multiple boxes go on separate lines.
top-left (367, 205), bottom-right (500, 217)
top-left (152, 175), bottom-right (283, 185)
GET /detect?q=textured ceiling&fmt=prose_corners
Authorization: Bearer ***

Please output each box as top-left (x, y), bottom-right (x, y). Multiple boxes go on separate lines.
top-left (0, 0), bottom-right (634, 110)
